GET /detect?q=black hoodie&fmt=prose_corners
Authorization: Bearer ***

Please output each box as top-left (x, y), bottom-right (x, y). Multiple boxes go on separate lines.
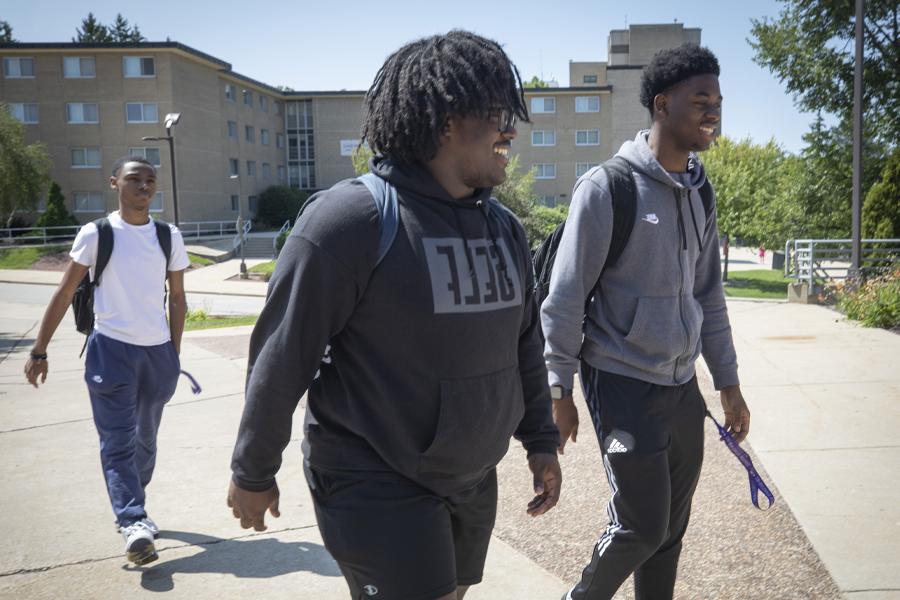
top-left (231, 157), bottom-right (559, 497)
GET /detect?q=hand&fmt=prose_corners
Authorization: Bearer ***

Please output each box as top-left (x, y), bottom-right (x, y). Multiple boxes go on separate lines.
top-left (24, 358), bottom-right (49, 388)
top-left (526, 453), bottom-right (562, 517)
top-left (720, 385), bottom-right (751, 444)
top-left (553, 395), bottom-right (579, 454)
top-left (227, 479), bottom-right (281, 531)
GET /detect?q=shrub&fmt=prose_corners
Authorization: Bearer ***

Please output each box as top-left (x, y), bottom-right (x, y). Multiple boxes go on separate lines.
top-left (833, 269), bottom-right (900, 329)
top-left (35, 182), bottom-right (78, 228)
top-left (256, 185), bottom-right (308, 228)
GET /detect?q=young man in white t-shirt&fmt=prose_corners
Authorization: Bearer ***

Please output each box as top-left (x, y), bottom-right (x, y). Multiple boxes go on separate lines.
top-left (24, 156), bottom-right (190, 565)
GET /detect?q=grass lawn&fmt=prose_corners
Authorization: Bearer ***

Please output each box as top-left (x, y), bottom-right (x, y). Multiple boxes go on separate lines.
top-left (184, 315), bottom-right (258, 331)
top-left (0, 245), bottom-right (68, 269)
top-left (723, 269), bottom-right (792, 300)
top-left (188, 253), bottom-right (215, 267)
top-left (249, 261), bottom-right (275, 275)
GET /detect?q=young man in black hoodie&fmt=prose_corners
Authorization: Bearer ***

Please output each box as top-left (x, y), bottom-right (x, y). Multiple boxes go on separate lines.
top-left (542, 46), bottom-right (752, 599)
top-left (227, 30), bottom-right (561, 600)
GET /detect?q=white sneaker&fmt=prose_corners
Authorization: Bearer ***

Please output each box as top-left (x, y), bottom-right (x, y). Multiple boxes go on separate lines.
top-left (140, 516), bottom-right (160, 539)
top-left (120, 521), bottom-right (158, 565)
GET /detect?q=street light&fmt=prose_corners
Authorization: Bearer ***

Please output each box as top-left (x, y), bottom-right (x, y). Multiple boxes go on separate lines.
top-left (142, 112), bottom-right (182, 226)
top-left (230, 174), bottom-right (248, 278)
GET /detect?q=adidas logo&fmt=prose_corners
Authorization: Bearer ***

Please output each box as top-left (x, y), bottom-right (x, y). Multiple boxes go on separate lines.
top-left (607, 438), bottom-right (628, 454)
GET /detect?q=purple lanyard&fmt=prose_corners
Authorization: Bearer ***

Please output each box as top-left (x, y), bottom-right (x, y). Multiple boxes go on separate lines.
top-left (706, 410), bottom-right (775, 510)
top-left (180, 370), bottom-right (202, 395)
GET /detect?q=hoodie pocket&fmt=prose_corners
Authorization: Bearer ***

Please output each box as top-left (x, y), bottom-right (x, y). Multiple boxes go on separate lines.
top-left (623, 296), bottom-right (683, 370)
top-left (418, 365), bottom-right (525, 479)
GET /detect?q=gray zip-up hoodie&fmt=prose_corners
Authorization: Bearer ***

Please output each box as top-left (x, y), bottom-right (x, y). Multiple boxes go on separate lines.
top-left (541, 130), bottom-right (739, 390)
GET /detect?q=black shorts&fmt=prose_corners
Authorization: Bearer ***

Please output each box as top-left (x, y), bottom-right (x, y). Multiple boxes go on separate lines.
top-left (306, 467), bottom-right (497, 600)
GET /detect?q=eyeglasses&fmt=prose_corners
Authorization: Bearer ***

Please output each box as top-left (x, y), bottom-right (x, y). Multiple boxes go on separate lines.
top-left (490, 108), bottom-right (517, 134)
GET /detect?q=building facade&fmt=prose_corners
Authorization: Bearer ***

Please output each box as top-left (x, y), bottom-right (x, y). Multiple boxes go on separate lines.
top-left (0, 23), bottom-right (702, 224)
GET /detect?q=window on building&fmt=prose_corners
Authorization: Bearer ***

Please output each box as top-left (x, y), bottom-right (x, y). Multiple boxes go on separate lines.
top-left (227, 120), bottom-right (237, 138)
top-left (534, 164), bottom-right (556, 179)
top-left (530, 97), bottom-right (556, 114)
top-left (225, 83), bottom-right (236, 102)
top-left (277, 165), bottom-right (286, 182)
top-left (66, 102), bottom-right (99, 124)
top-left (262, 163), bottom-right (271, 179)
top-left (275, 101), bottom-right (283, 116)
top-left (243, 90), bottom-right (253, 106)
top-left (260, 129), bottom-right (270, 146)
top-left (229, 158), bottom-right (239, 176)
top-left (531, 130), bottom-right (556, 146)
top-left (259, 96), bottom-right (269, 112)
top-left (576, 129), bottom-right (600, 145)
top-left (538, 195), bottom-right (558, 208)
top-left (575, 96), bottom-right (601, 113)
top-left (123, 56), bottom-right (155, 77)
top-left (245, 125), bottom-right (255, 143)
top-left (248, 195), bottom-right (259, 216)
top-left (8, 103), bottom-right (39, 124)
top-left (126, 102), bottom-right (158, 123)
top-left (231, 194), bottom-right (240, 212)
top-left (276, 133), bottom-right (285, 149)
top-left (583, 74), bottom-right (598, 84)
top-left (247, 160), bottom-right (256, 177)
top-left (576, 162), bottom-right (600, 178)
top-left (74, 192), bottom-right (105, 212)
top-left (150, 192), bottom-right (163, 212)
top-left (71, 147), bottom-right (101, 168)
top-left (128, 147), bottom-right (162, 167)
top-left (3, 57), bottom-right (35, 78)
top-left (63, 56), bottom-right (96, 78)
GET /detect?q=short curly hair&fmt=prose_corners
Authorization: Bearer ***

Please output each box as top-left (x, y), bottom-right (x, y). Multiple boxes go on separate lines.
top-left (362, 30), bottom-right (529, 165)
top-left (640, 44), bottom-right (720, 116)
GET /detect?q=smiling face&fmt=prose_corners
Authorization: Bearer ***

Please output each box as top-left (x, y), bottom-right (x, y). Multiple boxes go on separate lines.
top-left (445, 111), bottom-right (517, 192)
top-left (655, 73), bottom-right (722, 153)
top-left (110, 161), bottom-right (157, 213)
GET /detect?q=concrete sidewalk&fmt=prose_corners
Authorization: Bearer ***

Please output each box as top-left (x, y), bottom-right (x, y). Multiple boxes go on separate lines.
top-left (0, 303), bottom-right (566, 600)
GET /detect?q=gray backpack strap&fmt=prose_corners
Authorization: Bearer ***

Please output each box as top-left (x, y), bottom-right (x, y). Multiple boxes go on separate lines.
top-left (357, 172), bottom-right (399, 267)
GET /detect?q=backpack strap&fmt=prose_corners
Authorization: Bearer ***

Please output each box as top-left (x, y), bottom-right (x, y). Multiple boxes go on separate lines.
top-left (698, 179), bottom-right (715, 234)
top-left (153, 220), bottom-right (172, 270)
top-left (92, 218), bottom-right (114, 286)
top-left (600, 155), bottom-right (638, 274)
top-left (357, 172), bottom-right (399, 267)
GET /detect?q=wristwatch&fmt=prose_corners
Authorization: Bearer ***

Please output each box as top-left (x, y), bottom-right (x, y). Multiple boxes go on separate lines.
top-left (550, 385), bottom-right (572, 400)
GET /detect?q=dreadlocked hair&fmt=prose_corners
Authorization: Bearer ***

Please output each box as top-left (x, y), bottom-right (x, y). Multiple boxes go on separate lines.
top-left (640, 44), bottom-right (720, 116)
top-left (362, 30), bottom-right (529, 165)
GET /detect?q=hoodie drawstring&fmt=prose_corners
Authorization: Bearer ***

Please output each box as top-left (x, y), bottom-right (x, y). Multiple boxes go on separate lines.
top-left (451, 207), bottom-right (478, 281)
top-left (476, 200), bottom-right (515, 291)
top-left (686, 189), bottom-right (704, 252)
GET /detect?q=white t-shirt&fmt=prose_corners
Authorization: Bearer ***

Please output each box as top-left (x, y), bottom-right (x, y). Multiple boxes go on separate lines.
top-left (70, 211), bottom-right (190, 346)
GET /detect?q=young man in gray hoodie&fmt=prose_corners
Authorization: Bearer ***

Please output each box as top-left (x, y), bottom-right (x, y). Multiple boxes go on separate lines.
top-left (541, 45), bottom-right (751, 600)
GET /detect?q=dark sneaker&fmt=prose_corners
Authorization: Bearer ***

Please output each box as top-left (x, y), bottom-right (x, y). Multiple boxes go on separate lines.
top-left (120, 521), bottom-right (158, 565)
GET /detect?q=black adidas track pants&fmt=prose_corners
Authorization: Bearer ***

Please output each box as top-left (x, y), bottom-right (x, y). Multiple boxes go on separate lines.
top-left (566, 364), bottom-right (706, 600)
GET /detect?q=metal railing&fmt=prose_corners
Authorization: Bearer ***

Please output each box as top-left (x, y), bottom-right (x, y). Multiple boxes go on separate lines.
top-left (232, 219), bottom-right (252, 250)
top-left (784, 238), bottom-right (900, 286)
top-left (274, 220), bottom-right (291, 256)
top-left (0, 225), bottom-right (82, 246)
top-left (178, 220), bottom-right (239, 240)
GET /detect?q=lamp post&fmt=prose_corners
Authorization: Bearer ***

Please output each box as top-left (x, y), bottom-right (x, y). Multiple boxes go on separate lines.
top-left (230, 174), bottom-right (248, 278)
top-left (142, 112), bottom-right (182, 226)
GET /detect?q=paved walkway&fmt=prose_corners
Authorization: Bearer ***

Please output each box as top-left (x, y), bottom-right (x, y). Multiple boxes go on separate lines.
top-left (0, 259), bottom-right (898, 599)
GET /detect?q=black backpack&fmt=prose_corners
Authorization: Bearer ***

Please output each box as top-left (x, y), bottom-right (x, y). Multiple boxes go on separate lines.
top-left (72, 217), bottom-right (172, 353)
top-left (532, 156), bottom-right (713, 311)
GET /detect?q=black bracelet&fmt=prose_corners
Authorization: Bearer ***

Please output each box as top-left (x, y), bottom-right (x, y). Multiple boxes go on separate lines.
top-left (30, 351), bottom-right (47, 360)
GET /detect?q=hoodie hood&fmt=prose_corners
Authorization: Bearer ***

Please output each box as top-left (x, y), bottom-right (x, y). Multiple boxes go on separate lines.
top-left (370, 156), bottom-right (493, 208)
top-left (616, 130), bottom-right (708, 191)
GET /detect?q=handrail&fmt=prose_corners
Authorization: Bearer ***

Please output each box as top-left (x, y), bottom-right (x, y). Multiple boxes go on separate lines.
top-left (1, 220), bottom-right (242, 246)
top-left (785, 238), bottom-right (900, 286)
top-left (274, 220), bottom-right (291, 256)
top-left (232, 219), bottom-right (252, 250)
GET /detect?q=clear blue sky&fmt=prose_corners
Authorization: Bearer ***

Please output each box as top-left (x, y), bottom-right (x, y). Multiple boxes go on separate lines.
top-left (5, 0), bottom-right (824, 153)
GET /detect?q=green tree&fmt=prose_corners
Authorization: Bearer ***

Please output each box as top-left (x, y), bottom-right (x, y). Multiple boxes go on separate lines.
top-left (256, 185), bottom-right (308, 228)
top-left (351, 144), bottom-right (373, 175)
top-left (0, 103), bottom-right (52, 227)
top-left (494, 155), bottom-right (566, 247)
top-left (524, 76), bottom-right (550, 88)
top-left (863, 147), bottom-right (900, 239)
top-left (110, 14), bottom-right (145, 42)
top-left (35, 182), bottom-right (78, 228)
top-left (750, 0), bottom-right (899, 147)
top-left (0, 21), bottom-right (15, 42)
top-left (73, 13), bottom-right (111, 43)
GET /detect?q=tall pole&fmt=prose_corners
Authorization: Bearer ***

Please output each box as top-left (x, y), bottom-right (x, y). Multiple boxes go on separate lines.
top-left (851, 0), bottom-right (864, 275)
top-left (167, 127), bottom-right (180, 227)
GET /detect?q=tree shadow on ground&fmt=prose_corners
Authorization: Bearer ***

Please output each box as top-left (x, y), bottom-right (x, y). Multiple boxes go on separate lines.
top-left (128, 530), bottom-right (342, 592)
